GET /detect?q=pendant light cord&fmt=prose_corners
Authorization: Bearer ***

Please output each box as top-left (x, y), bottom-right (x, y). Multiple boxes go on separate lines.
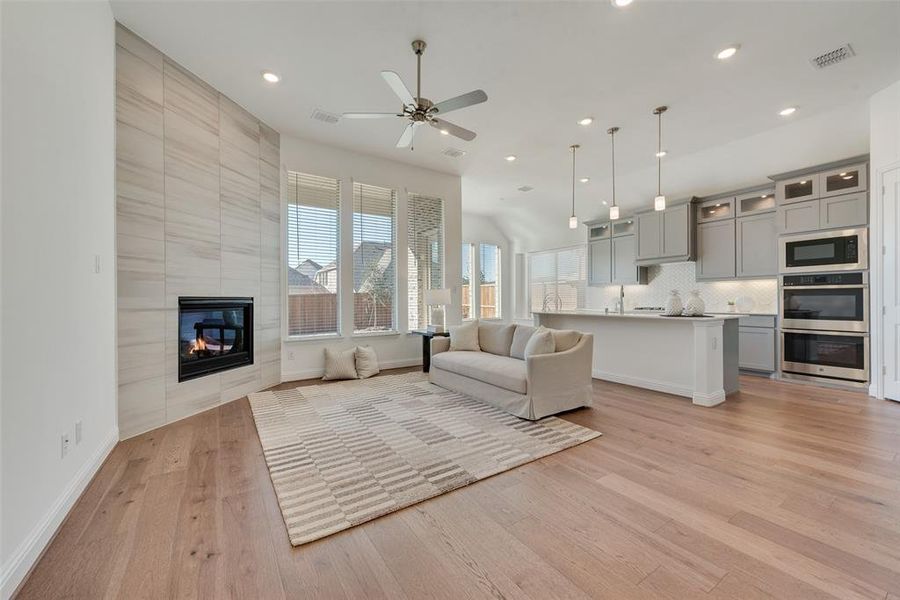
top-left (656, 110), bottom-right (662, 196)
top-left (611, 130), bottom-right (617, 208)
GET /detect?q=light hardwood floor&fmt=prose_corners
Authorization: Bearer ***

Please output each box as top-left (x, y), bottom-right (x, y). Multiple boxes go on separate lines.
top-left (15, 369), bottom-right (900, 599)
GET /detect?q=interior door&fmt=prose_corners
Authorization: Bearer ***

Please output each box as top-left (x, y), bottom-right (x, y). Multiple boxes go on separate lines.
top-left (883, 168), bottom-right (900, 401)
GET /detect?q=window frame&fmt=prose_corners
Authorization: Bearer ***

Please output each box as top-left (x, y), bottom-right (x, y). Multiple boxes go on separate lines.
top-left (351, 181), bottom-right (398, 335)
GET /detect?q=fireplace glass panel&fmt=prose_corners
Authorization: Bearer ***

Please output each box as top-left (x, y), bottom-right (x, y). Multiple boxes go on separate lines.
top-left (178, 297), bottom-right (253, 381)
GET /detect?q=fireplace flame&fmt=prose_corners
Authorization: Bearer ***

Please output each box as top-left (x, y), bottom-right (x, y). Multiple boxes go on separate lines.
top-left (188, 338), bottom-right (207, 354)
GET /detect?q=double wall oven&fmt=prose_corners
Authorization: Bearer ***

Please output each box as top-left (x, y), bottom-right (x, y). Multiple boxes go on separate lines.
top-left (779, 271), bottom-right (869, 384)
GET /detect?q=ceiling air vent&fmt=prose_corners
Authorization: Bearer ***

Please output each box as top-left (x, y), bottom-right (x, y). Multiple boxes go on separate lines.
top-left (810, 44), bottom-right (855, 69)
top-left (310, 108), bottom-right (340, 124)
top-left (442, 147), bottom-right (467, 158)
top-left (517, 185), bottom-right (534, 193)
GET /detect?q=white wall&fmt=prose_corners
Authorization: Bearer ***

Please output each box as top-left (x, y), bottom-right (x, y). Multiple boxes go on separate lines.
top-left (1, 2), bottom-right (117, 597)
top-left (462, 213), bottom-right (513, 321)
top-left (280, 136), bottom-right (462, 381)
top-left (868, 79), bottom-right (900, 398)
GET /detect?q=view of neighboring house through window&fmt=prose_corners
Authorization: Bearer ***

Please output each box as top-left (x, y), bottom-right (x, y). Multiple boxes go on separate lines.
top-left (286, 172), bottom-right (340, 336)
top-left (479, 243), bottom-right (501, 319)
top-left (461, 243), bottom-right (474, 319)
top-left (528, 245), bottom-right (586, 313)
top-left (353, 182), bottom-right (397, 332)
top-left (407, 193), bottom-right (444, 330)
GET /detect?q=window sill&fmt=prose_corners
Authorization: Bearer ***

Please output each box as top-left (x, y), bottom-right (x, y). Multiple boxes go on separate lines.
top-left (284, 333), bottom-right (343, 343)
top-left (351, 330), bottom-right (402, 339)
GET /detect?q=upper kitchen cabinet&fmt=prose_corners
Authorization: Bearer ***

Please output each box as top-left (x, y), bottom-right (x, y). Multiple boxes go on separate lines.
top-left (735, 187), bottom-right (776, 216)
top-left (820, 191), bottom-right (868, 229)
top-left (636, 210), bottom-right (663, 261)
top-left (820, 163), bottom-right (867, 197)
top-left (588, 238), bottom-right (612, 285)
top-left (696, 219), bottom-right (736, 280)
top-left (636, 201), bottom-right (695, 265)
top-left (736, 212), bottom-right (777, 277)
top-left (611, 235), bottom-right (647, 284)
top-left (588, 222), bottom-right (611, 240)
top-left (697, 197), bottom-right (735, 223)
top-left (586, 218), bottom-right (647, 285)
top-left (776, 175), bottom-right (818, 205)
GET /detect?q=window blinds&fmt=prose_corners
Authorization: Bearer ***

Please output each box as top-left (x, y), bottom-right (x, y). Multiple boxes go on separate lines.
top-left (286, 172), bottom-right (340, 336)
top-left (407, 193), bottom-right (444, 330)
top-left (479, 243), bottom-right (501, 319)
top-left (353, 182), bottom-right (396, 332)
top-left (461, 243), bottom-right (474, 319)
top-left (528, 245), bottom-right (586, 313)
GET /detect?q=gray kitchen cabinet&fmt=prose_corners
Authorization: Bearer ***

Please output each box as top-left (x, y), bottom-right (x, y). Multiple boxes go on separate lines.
top-left (776, 198), bottom-right (820, 234)
top-left (611, 235), bottom-right (647, 284)
top-left (820, 163), bottom-right (867, 198)
top-left (735, 188), bottom-right (776, 216)
top-left (662, 202), bottom-right (691, 258)
top-left (588, 239), bottom-right (612, 285)
top-left (738, 326), bottom-right (776, 372)
top-left (697, 197), bottom-right (735, 223)
top-left (636, 210), bottom-right (662, 261)
top-left (697, 220), bottom-right (736, 280)
top-left (736, 212), bottom-right (777, 277)
top-left (820, 191), bottom-right (868, 229)
top-left (776, 174), bottom-right (819, 205)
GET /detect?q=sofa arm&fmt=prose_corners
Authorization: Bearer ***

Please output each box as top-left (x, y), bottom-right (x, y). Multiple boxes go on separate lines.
top-left (526, 333), bottom-right (593, 396)
top-left (431, 336), bottom-right (451, 360)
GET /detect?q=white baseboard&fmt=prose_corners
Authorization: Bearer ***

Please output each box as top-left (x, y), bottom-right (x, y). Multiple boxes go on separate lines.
top-left (282, 357), bottom-right (422, 383)
top-left (592, 369), bottom-right (693, 399)
top-left (1, 427), bottom-right (119, 600)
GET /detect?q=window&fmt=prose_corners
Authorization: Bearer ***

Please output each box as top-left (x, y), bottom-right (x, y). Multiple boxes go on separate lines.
top-left (286, 172), bottom-right (340, 336)
top-left (479, 243), bottom-right (501, 319)
top-left (353, 182), bottom-right (396, 332)
top-left (461, 243), bottom-right (474, 319)
top-left (407, 193), bottom-right (444, 330)
top-left (528, 245), bottom-right (586, 313)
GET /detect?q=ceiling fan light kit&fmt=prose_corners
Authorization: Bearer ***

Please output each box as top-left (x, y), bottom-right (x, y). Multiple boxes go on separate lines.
top-left (653, 105), bottom-right (667, 211)
top-left (343, 39), bottom-right (488, 150)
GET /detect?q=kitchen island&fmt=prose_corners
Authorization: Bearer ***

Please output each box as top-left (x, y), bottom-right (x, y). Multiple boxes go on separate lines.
top-left (533, 310), bottom-right (740, 407)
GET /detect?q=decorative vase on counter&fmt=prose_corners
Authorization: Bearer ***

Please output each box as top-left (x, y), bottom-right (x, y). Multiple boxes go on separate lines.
top-left (664, 290), bottom-right (683, 316)
top-left (683, 290), bottom-right (706, 316)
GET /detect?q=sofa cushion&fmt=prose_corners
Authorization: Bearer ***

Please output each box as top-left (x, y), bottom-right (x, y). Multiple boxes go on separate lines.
top-left (510, 325), bottom-right (536, 359)
top-left (551, 329), bottom-right (582, 352)
top-left (478, 321), bottom-right (516, 356)
top-left (449, 320), bottom-right (480, 352)
top-left (432, 351), bottom-right (527, 394)
top-left (524, 327), bottom-right (555, 358)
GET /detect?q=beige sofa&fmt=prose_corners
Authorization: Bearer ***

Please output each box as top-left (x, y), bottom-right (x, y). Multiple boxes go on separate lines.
top-left (429, 322), bottom-right (593, 420)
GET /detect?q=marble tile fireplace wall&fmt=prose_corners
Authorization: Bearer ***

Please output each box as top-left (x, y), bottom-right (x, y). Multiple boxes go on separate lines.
top-left (116, 24), bottom-right (281, 439)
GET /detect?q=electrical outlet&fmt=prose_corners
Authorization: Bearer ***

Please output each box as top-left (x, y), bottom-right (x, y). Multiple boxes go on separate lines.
top-left (61, 433), bottom-right (71, 458)
top-left (75, 420), bottom-right (83, 445)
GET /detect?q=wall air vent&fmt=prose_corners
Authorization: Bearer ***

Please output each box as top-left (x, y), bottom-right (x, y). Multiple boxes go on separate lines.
top-left (810, 44), bottom-right (855, 69)
top-left (310, 108), bottom-right (341, 124)
top-left (517, 186), bottom-right (534, 193)
top-left (442, 147), bottom-right (467, 158)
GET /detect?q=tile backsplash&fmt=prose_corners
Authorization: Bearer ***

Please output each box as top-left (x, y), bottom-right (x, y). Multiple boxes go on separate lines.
top-left (585, 262), bottom-right (777, 314)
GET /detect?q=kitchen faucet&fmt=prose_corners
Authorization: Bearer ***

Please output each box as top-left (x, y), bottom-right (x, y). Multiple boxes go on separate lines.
top-left (614, 285), bottom-right (625, 314)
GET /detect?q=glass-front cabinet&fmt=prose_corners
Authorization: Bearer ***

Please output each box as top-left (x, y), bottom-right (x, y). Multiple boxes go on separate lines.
top-left (588, 222), bottom-right (611, 240)
top-left (736, 187), bottom-right (776, 216)
top-left (820, 163), bottom-right (867, 198)
top-left (611, 219), bottom-right (635, 237)
top-left (777, 174), bottom-right (819, 205)
top-left (697, 197), bottom-right (735, 222)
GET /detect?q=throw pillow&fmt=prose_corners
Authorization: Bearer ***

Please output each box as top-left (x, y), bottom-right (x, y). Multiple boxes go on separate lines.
top-left (524, 327), bottom-right (555, 359)
top-left (509, 325), bottom-right (536, 360)
top-left (322, 347), bottom-right (359, 380)
top-left (449, 320), bottom-right (480, 352)
top-left (478, 322), bottom-right (516, 356)
top-left (355, 345), bottom-right (380, 379)
top-left (551, 329), bottom-right (581, 352)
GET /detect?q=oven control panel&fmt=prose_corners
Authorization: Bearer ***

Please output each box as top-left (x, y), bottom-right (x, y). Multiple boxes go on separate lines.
top-left (782, 272), bottom-right (865, 287)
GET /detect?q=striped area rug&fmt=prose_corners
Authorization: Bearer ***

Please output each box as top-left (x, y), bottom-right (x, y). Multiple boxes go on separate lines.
top-left (248, 372), bottom-right (601, 546)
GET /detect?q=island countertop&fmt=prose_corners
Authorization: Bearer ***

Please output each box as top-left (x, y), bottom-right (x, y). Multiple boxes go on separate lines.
top-left (531, 309), bottom-right (741, 322)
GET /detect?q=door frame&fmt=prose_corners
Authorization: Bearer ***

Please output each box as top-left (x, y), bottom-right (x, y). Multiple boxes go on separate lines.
top-left (872, 161), bottom-right (900, 399)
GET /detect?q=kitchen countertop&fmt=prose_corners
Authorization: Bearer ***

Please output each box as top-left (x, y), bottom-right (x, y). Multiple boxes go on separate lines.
top-left (532, 309), bottom-right (741, 322)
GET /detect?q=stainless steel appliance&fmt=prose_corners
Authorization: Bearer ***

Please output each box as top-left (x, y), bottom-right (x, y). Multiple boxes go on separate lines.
top-left (781, 329), bottom-right (869, 383)
top-left (779, 227), bottom-right (867, 274)
top-left (780, 272), bottom-right (868, 333)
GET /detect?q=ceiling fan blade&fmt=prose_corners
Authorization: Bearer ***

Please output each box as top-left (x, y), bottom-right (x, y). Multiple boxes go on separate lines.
top-left (396, 122), bottom-right (421, 148)
top-left (432, 90), bottom-right (488, 115)
top-left (381, 70), bottom-right (415, 106)
top-left (430, 118), bottom-right (476, 142)
top-left (342, 112), bottom-right (400, 119)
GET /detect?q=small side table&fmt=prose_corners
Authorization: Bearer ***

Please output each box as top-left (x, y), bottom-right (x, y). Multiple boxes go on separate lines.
top-left (410, 329), bottom-right (450, 373)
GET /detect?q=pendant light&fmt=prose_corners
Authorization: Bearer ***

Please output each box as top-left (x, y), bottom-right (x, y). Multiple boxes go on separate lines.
top-left (653, 105), bottom-right (668, 211)
top-left (568, 144), bottom-right (580, 229)
top-left (607, 126), bottom-right (620, 220)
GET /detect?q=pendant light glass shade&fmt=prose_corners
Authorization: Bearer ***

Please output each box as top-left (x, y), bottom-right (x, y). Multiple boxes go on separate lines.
top-left (568, 144), bottom-right (579, 229)
top-left (654, 195), bottom-right (666, 211)
top-left (608, 126), bottom-right (620, 220)
top-left (609, 205), bottom-right (620, 220)
top-left (568, 215), bottom-right (578, 229)
top-left (653, 106), bottom-right (667, 212)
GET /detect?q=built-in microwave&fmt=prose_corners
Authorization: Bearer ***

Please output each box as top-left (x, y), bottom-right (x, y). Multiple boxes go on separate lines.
top-left (780, 272), bottom-right (868, 333)
top-left (779, 228), bottom-right (867, 274)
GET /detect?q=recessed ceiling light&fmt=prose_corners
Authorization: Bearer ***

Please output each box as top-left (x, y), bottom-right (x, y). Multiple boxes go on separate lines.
top-left (580, 177), bottom-right (590, 183)
top-left (716, 45), bottom-right (740, 60)
top-left (578, 117), bottom-right (594, 126)
top-left (440, 129), bottom-right (449, 135)
top-left (779, 106), bottom-right (797, 116)
top-left (505, 155), bottom-right (517, 162)
top-left (656, 150), bottom-right (667, 158)
top-left (262, 71), bottom-right (280, 83)
top-left (611, 0), bottom-right (633, 6)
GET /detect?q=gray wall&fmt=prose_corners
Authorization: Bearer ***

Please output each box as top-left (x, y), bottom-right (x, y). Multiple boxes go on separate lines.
top-left (116, 25), bottom-right (281, 439)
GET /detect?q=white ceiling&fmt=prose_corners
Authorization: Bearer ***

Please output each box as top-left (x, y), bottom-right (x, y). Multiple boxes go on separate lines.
top-left (111, 0), bottom-right (900, 233)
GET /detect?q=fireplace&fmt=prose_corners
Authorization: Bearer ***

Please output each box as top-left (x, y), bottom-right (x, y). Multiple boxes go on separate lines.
top-left (178, 297), bottom-right (253, 382)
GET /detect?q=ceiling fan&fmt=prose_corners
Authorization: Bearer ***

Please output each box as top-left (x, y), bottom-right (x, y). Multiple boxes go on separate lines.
top-left (343, 39), bottom-right (488, 149)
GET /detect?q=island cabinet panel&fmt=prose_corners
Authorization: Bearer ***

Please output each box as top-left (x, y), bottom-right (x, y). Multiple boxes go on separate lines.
top-left (636, 210), bottom-right (663, 260)
top-left (697, 220), bottom-right (736, 280)
top-left (736, 212), bottom-right (777, 277)
top-left (589, 239), bottom-right (612, 285)
top-left (820, 191), bottom-right (868, 229)
top-left (662, 202), bottom-right (691, 257)
top-left (611, 235), bottom-right (646, 284)
top-left (738, 326), bottom-right (775, 371)
top-left (776, 198), bottom-right (820, 234)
